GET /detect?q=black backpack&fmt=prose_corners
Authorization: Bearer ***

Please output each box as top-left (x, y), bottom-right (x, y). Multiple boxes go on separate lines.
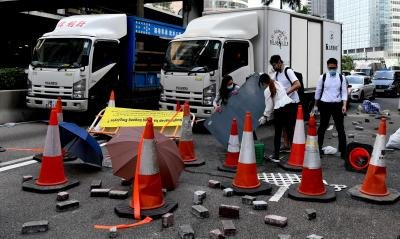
top-left (318, 73), bottom-right (344, 101)
top-left (276, 67), bottom-right (305, 102)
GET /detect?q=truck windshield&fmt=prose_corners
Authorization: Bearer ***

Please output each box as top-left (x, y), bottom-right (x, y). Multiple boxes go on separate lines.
top-left (373, 71), bottom-right (394, 80)
top-left (31, 38), bottom-right (91, 68)
top-left (163, 40), bottom-right (221, 72)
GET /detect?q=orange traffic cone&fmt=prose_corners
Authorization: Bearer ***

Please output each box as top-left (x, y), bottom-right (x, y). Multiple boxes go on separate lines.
top-left (280, 105), bottom-right (305, 172)
top-left (349, 118), bottom-right (400, 204)
top-left (92, 90), bottom-right (116, 133)
top-left (22, 108), bottom-right (79, 193)
top-left (218, 118), bottom-right (240, 173)
top-left (179, 101), bottom-right (204, 166)
top-left (115, 118), bottom-right (178, 218)
top-left (176, 101), bottom-right (181, 112)
top-left (288, 115), bottom-right (336, 202)
top-left (221, 112), bottom-right (272, 196)
top-left (108, 90), bottom-right (116, 107)
top-left (55, 97), bottom-right (63, 123)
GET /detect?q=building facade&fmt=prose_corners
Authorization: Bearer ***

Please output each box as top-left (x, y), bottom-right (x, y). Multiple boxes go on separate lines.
top-left (335, 0), bottom-right (400, 66)
top-left (307, 0), bottom-right (334, 20)
top-left (204, 0), bottom-right (248, 11)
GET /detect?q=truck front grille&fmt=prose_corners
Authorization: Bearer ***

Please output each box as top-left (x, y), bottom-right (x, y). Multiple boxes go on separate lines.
top-left (32, 85), bottom-right (73, 97)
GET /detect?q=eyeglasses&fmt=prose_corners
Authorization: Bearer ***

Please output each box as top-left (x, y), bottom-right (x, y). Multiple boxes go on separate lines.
top-left (328, 67), bottom-right (338, 70)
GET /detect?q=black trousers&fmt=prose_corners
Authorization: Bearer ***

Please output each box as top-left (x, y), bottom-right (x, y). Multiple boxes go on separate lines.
top-left (274, 104), bottom-right (294, 158)
top-left (287, 102), bottom-right (298, 144)
top-left (317, 101), bottom-right (347, 157)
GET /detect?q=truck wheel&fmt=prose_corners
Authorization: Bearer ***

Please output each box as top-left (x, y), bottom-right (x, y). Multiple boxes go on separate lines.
top-left (345, 142), bottom-right (373, 173)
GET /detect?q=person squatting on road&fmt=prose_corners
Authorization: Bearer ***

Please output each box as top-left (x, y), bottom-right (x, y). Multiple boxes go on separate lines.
top-left (313, 57), bottom-right (348, 159)
top-left (213, 75), bottom-right (240, 113)
top-left (269, 55), bottom-right (301, 150)
top-left (258, 73), bottom-right (293, 163)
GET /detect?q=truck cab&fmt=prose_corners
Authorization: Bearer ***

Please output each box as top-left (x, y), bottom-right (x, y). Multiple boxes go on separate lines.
top-left (159, 11), bottom-right (256, 119)
top-left (27, 14), bottom-right (125, 112)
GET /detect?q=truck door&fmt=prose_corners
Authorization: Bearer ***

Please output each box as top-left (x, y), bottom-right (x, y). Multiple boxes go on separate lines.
top-left (222, 41), bottom-right (251, 86)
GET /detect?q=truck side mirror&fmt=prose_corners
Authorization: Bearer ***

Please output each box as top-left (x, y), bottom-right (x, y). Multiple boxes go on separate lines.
top-left (80, 55), bottom-right (89, 66)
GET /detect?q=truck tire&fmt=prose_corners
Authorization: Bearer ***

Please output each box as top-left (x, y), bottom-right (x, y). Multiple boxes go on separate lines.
top-left (345, 142), bottom-right (373, 173)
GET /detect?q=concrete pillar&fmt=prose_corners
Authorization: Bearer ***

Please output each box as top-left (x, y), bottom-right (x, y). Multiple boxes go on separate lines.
top-left (182, 0), bottom-right (203, 27)
top-left (136, 0), bottom-right (144, 17)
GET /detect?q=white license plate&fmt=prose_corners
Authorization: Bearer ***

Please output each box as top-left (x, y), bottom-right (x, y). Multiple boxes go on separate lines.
top-left (376, 89), bottom-right (384, 93)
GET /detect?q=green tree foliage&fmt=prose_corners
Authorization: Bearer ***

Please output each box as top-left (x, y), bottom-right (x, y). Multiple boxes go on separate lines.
top-left (342, 55), bottom-right (355, 71)
top-left (262, 0), bottom-right (301, 10)
top-left (296, 5), bottom-right (310, 14)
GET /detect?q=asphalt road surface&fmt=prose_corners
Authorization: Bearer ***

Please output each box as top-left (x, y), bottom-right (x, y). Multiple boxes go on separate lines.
top-left (1, 96), bottom-right (400, 239)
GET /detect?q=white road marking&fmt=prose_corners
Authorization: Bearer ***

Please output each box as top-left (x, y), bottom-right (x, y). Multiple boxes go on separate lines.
top-left (269, 186), bottom-right (289, 202)
top-left (0, 160), bottom-right (37, 172)
top-left (0, 156), bottom-right (33, 167)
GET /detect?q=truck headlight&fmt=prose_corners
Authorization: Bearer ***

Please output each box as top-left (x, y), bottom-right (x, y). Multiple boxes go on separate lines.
top-left (73, 79), bottom-right (86, 99)
top-left (160, 84), bottom-right (166, 101)
top-left (203, 83), bottom-right (216, 106)
top-left (27, 78), bottom-right (33, 96)
top-left (352, 88), bottom-right (360, 93)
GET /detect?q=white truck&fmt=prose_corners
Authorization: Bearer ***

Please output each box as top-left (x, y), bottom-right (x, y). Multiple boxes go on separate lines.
top-left (159, 7), bottom-right (342, 119)
top-left (26, 14), bottom-right (184, 114)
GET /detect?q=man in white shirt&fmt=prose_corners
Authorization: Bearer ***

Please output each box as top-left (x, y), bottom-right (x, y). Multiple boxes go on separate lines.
top-left (269, 55), bottom-right (301, 146)
top-left (314, 58), bottom-right (348, 159)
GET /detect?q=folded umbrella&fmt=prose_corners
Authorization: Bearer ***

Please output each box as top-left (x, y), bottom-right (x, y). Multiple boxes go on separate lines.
top-left (106, 127), bottom-right (184, 190)
top-left (59, 122), bottom-right (103, 168)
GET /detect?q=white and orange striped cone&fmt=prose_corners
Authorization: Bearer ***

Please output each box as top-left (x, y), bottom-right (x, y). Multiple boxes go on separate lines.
top-left (56, 97), bottom-right (63, 123)
top-left (115, 118), bottom-right (178, 219)
top-left (33, 97), bottom-right (76, 162)
top-left (288, 115), bottom-right (336, 202)
top-left (280, 105), bottom-right (305, 172)
top-left (93, 90), bottom-right (116, 132)
top-left (349, 118), bottom-right (400, 204)
top-left (221, 112), bottom-right (273, 196)
top-left (22, 108), bottom-right (79, 193)
top-left (179, 101), bottom-right (205, 167)
top-left (218, 118), bottom-right (240, 173)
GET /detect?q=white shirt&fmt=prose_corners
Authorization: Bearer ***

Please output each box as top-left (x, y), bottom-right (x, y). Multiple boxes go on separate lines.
top-left (314, 72), bottom-right (348, 103)
top-left (275, 67), bottom-right (300, 103)
top-left (263, 81), bottom-right (293, 118)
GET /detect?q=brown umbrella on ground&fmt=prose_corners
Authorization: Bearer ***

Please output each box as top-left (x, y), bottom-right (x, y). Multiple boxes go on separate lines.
top-left (106, 127), bottom-right (184, 190)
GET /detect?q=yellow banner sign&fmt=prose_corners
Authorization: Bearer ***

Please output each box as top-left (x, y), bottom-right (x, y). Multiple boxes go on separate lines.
top-left (99, 107), bottom-right (183, 127)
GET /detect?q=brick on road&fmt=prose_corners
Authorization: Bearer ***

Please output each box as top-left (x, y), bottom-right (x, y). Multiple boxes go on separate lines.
top-left (219, 204), bottom-right (240, 219)
top-left (109, 190), bottom-right (129, 199)
top-left (209, 229), bottom-right (225, 239)
top-left (355, 126), bottom-right (364, 130)
top-left (191, 205), bottom-right (209, 218)
top-left (90, 179), bottom-right (102, 189)
top-left (305, 209), bottom-right (317, 220)
top-left (109, 227), bottom-right (118, 238)
top-left (90, 188), bottom-right (111, 197)
top-left (221, 220), bottom-right (236, 236)
top-left (56, 200), bottom-right (79, 212)
top-left (242, 195), bottom-right (256, 205)
top-left (223, 188), bottom-right (234, 197)
top-left (278, 234), bottom-right (292, 239)
top-left (264, 215), bottom-right (288, 228)
top-left (208, 180), bottom-right (221, 188)
top-left (22, 220), bottom-right (49, 234)
top-left (56, 191), bottom-right (69, 201)
top-left (120, 178), bottom-right (132, 186)
top-left (22, 175), bottom-right (33, 182)
top-left (178, 224), bottom-right (195, 239)
top-left (193, 190), bottom-right (206, 205)
top-left (162, 213), bottom-right (174, 228)
top-left (307, 234), bottom-right (323, 239)
top-left (253, 200), bottom-right (268, 210)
